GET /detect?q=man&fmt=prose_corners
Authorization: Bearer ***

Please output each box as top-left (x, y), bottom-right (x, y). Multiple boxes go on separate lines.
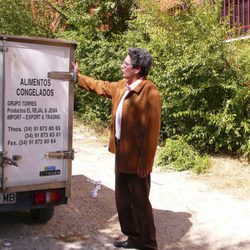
top-left (74, 48), bottom-right (161, 250)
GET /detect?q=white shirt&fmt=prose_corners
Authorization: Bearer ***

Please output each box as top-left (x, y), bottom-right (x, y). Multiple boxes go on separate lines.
top-left (115, 79), bottom-right (142, 140)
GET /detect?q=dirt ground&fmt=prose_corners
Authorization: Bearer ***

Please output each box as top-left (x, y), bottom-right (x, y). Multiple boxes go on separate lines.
top-left (1, 120), bottom-right (250, 250)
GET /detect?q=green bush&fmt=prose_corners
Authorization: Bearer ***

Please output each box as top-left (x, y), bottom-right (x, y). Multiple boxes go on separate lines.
top-left (157, 137), bottom-right (210, 174)
top-left (0, 0), bottom-right (55, 37)
top-left (72, 36), bottom-right (126, 126)
top-left (123, 0), bottom-right (250, 158)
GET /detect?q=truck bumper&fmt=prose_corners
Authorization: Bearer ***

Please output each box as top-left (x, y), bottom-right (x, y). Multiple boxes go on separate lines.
top-left (0, 188), bottom-right (67, 212)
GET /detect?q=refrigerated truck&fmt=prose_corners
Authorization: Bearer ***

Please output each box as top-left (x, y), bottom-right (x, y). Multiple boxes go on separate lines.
top-left (0, 34), bottom-right (76, 222)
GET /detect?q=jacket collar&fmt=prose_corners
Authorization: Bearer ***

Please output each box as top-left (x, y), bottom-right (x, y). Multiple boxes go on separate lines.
top-left (133, 79), bottom-right (149, 94)
top-left (118, 78), bottom-right (149, 99)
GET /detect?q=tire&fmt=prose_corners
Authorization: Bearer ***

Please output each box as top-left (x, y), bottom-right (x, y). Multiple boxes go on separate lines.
top-left (30, 206), bottom-right (54, 223)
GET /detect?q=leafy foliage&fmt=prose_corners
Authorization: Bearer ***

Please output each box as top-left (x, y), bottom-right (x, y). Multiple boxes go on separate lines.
top-left (157, 137), bottom-right (209, 174)
top-left (0, 0), bottom-right (56, 37)
top-left (123, 0), bottom-right (250, 158)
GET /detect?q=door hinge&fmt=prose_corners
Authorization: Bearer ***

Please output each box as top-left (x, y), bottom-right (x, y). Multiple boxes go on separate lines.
top-left (45, 150), bottom-right (74, 160)
top-left (1, 153), bottom-right (21, 192)
top-left (2, 155), bottom-right (21, 167)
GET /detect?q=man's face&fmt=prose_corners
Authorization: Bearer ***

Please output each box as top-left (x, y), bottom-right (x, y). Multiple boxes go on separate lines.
top-left (121, 55), bottom-right (140, 80)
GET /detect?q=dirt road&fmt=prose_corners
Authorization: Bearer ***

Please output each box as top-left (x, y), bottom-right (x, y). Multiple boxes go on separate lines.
top-left (1, 122), bottom-right (250, 250)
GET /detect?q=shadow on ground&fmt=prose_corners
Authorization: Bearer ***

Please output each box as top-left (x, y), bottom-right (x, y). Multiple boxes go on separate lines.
top-left (0, 174), bottom-right (229, 250)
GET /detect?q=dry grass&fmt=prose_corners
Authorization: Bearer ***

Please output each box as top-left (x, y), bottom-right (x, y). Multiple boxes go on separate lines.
top-left (73, 117), bottom-right (110, 143)
top-left (192, 157), bottom-right (250, 200)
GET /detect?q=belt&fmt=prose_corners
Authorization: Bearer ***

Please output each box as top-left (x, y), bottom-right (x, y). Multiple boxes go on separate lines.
top-left (115, 137), bottom-right (120, 145)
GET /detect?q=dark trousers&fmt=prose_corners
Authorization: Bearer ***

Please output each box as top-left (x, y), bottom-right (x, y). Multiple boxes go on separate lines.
top-left (115, 148), bottom-right (158, 250)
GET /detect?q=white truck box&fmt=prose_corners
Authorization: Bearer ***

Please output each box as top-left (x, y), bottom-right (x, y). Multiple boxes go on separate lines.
top-left (0, 34), bottom-right (76, 222)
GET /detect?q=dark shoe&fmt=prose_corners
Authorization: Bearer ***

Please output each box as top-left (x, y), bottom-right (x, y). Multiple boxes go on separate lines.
top-left (114, 239), bottom-right (141, 249)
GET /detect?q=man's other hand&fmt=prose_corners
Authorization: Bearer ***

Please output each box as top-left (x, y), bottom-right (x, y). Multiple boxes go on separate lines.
top-left (137, 167), bottom-right (149, 178)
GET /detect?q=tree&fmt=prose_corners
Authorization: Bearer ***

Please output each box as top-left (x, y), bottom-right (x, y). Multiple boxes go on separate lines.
top-left (123, 0), bottom-right (250, 157)
top-left (0, 0), bottom-right (54, 37)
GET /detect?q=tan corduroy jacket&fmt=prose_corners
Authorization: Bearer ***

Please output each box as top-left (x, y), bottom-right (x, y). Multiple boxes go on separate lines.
top-left (78, 74), bottom-right (161, 174)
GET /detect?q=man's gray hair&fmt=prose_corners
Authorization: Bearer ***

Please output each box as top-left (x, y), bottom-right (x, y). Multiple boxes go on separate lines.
top-left (128, 48), bottom-right (153, 77)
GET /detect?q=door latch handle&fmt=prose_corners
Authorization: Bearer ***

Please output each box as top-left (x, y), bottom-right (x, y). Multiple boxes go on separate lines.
top-left (45, 150), bottom-right (74, 160)
top-left (48, 71), bottom-right (77, 81)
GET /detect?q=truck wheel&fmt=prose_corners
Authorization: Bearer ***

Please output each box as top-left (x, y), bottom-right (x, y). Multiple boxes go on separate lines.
top-left (30, 206), bottom-right (54, 223)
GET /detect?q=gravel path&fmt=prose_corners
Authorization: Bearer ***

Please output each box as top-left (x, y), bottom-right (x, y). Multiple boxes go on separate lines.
top-left (1, 123), bottom-right (250, 250)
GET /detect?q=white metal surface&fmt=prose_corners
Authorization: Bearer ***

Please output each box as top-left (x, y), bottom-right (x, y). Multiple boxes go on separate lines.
top-left (2, 41), bottom-right (71, 188)
top-left (0, 40), bottom-right (4, 152)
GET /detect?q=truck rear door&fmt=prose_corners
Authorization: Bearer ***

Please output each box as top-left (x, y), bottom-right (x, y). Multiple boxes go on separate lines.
top-left (0, 36), bottom-right (76, 196)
